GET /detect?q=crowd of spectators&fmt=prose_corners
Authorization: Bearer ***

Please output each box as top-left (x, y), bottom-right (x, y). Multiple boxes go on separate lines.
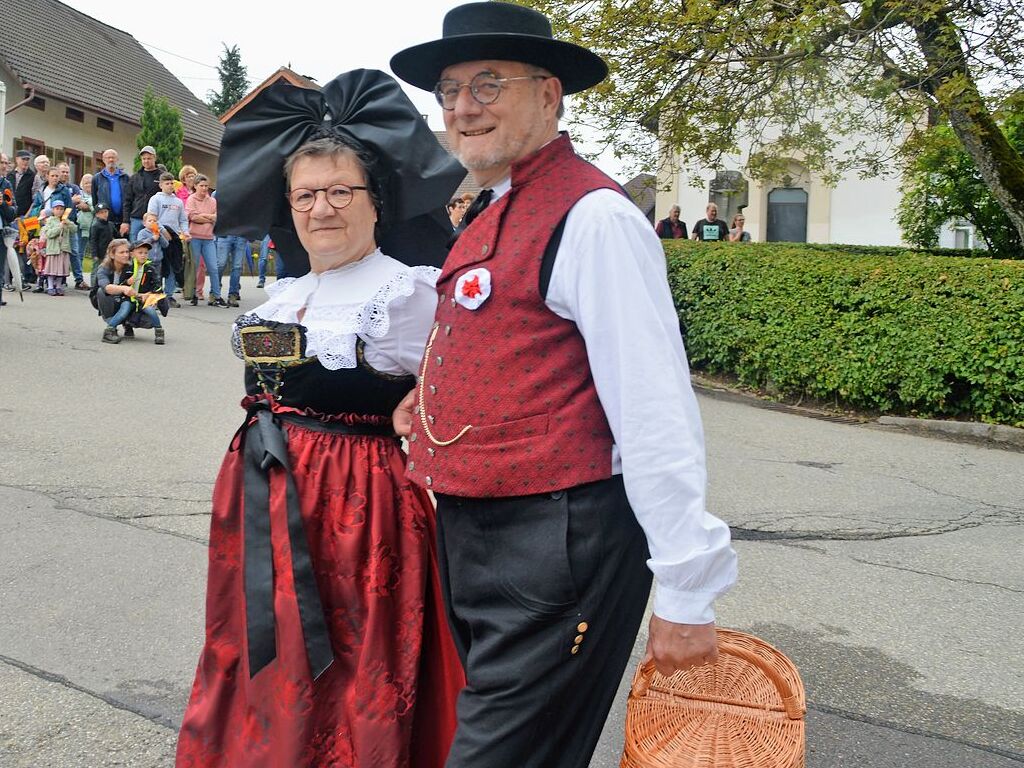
top-left (656, 202), bottom-right (752, 242)
top-left (1, 146), bottom-right (281, 322)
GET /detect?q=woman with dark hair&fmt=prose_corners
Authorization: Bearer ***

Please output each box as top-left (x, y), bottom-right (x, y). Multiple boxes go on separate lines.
top-left (175, 70), bottom-right (465, 768)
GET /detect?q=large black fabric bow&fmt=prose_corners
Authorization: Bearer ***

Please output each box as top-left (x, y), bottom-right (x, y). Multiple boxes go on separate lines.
top-left (215, 69), bottom-right (465, 273)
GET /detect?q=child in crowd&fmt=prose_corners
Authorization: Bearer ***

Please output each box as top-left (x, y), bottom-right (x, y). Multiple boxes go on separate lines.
top-left (41, 200), bottom-right (76, 295)
top-left (147, 172), bottom-right (190, 307)
top-left (89, 203), bottom-right (117, 283)
top-left (96, 238), bottom-right (166, 345)
top-left (76, 174), bottom-right (95, 262)
top-left (138, 211), bottom-right (171, 287)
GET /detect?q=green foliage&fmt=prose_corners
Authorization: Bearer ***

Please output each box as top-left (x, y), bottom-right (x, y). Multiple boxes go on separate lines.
top-left (666, 240), bottom-right (1024, 426)
top-left (207, 44), bottom-right (250, 117)
top-left (135, 87), bottom-right (183, 176)
top-left (898, 94), bottom-right (1024, 256)
top-left (522, 0), bottom-right (1024, 240)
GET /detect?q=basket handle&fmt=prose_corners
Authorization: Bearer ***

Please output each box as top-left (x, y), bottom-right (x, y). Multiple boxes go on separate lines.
top-left (631, 642), bottom-right (804, 720)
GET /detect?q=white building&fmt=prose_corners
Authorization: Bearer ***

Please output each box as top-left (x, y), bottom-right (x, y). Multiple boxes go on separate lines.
top-left (655, 132), bottom-right (974, 248)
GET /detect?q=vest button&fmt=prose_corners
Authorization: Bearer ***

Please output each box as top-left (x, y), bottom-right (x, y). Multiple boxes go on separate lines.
top-left (481, 244), bottom-right (489, 255)
top-left (409, 433), bottom-right (417, 442)
top-left (428, 448), bottom-right (435, 457)
top-left (429, 384), bottom-right (437, 394)
top-left (444, 325), bottom-right (452, 336)
top-left (425, 476), bottom-right (433, 486)
top-left (436, 356), bottom-right (443, 366)
top-left (428, 415), bottom-right (435, 424)
top-left (451, 298), bottom-right (456, 307)
top-left (438, 293), bottom-right (446, 304)
top-left (577, 622), bottom-right (589, 633)
top-left (409, 460), bottom-right (416, 471)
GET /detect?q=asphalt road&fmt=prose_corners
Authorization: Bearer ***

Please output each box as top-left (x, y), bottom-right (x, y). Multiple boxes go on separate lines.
top-left (1, 281), bottom-right (1021, 767)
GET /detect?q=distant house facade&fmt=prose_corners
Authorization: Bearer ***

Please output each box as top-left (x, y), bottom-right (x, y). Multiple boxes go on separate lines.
top-left (655, 136), bottom-right (907, 246)
top-left (655, 121), bottom-right (977, 247)
top-left (0, 0), bottom-right (223, 182)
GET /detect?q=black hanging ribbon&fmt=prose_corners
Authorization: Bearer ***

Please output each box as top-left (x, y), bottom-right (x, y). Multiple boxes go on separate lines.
top-left (241, 406), bottom-right (334, 680)
top-left (239, 404), bottom-right (399, 680)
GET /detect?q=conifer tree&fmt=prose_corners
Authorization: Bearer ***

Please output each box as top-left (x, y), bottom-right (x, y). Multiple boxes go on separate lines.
top-left (208, 44), bottom-right (250, 117)
top-left (135, 87), bottom-right (184, 176)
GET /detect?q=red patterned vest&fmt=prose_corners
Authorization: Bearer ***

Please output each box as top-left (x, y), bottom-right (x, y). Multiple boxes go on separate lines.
top-left (405, 134), bottom-right (621, 497)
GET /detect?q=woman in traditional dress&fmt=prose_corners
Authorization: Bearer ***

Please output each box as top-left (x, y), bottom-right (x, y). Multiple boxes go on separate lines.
top-left (175, 70), bottom-right (465, 768)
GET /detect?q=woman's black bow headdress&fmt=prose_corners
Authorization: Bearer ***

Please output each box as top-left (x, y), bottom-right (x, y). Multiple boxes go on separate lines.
top-left (215, 69), bottom-right (465, 273)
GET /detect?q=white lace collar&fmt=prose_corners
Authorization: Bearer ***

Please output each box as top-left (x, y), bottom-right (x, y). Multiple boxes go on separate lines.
top-left (236, 249), bottom-right (439, 370)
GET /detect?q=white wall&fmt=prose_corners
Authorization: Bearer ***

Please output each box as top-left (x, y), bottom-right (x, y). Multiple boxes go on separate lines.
top-left (828, 172), bottom-right (904, 246)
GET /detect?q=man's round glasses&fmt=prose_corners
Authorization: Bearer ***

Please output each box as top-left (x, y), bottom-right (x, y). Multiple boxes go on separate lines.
top-left (433, 72), bottom-right (549, 111)
top-left (286, 184), bottom-right (368, 212)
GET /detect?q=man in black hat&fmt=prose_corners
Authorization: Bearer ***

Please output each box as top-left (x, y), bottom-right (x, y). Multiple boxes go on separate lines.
top-left (391, 4), bottom-right (737, 767)
top-left (6, 150), bottom-right (36, 217)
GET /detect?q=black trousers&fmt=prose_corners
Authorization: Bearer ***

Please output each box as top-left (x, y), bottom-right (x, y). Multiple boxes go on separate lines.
top-left (436, 475), bottom-right (652, 768)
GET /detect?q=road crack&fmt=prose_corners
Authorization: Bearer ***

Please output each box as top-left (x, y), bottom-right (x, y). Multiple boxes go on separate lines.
top-left (0, 653), bottom-right (177, 731)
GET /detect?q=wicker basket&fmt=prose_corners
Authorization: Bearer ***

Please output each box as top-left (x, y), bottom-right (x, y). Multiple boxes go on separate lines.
top-left (621, 628), bottom-right (805, 768)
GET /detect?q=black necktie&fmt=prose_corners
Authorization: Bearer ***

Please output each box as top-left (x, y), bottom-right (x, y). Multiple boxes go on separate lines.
top-left (448, 189), bottom-right (494, 249)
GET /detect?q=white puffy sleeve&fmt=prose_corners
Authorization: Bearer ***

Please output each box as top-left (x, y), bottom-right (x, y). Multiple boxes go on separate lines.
top-left (361, 265), bottom-right (440, 377)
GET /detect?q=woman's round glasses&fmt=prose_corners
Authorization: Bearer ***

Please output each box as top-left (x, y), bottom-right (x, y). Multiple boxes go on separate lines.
top-left (433, 72), bottom-right (549, 111)
top-left (286, 184), bottom-right (368, 213)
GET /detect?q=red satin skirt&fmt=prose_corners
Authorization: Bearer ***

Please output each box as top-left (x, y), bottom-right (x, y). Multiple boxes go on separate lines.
top-left (175, 408), bottom-right (463, 767)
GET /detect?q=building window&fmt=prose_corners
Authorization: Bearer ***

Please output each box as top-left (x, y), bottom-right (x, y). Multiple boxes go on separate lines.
top-left (28, 96), bottom-right (45, 110)
top-left (14, 137), bottom-right (45, 157)
top-left (97, 117), bottom-right (114, 131)
top-left (64, 150), bottom-right (85, 183)
top-left (953, 227), bottom-right (972, 249)
top-left (66, 107), bottom-right (84, 123)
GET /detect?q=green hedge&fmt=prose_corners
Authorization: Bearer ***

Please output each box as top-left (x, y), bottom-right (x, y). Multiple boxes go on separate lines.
top-left (665, 241), bottom-right (1024, 426)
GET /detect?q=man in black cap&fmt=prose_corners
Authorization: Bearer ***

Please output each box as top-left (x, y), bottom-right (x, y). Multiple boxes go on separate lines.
top-left (391, 4), bottom-right (737, 767)
top-left (6, 150), bottom-right (36, 217)
top-left (124, 146), bottom-right (163, 241)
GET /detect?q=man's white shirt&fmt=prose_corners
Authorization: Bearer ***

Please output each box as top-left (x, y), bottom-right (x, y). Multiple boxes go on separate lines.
top-left (488, 177), bottom-right (737, 624)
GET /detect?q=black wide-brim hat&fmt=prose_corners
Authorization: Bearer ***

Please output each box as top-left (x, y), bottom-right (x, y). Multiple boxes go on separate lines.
top-left (390, 1), bottom-right (607, 95)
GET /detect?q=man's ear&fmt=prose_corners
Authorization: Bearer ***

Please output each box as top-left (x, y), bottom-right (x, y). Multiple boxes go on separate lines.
top-left (541, 75), bottom-right (563, 118)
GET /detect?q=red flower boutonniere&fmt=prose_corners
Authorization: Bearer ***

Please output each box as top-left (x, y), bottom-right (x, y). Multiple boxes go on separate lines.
top-left (454, 268), bottom-right (491, 310)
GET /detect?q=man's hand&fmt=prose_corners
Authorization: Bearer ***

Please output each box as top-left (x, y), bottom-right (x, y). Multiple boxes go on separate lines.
top-left (644, 615), bottom-right (718, 676)
top-left (393, 388), bottom-right (416, 437)
top-left (119, 223), bottom-right (129, 235)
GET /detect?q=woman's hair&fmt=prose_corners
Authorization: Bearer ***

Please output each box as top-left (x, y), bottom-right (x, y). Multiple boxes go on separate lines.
top-left (731, 213), bottom-right (745, 227)
top-left (195, 174), bottom-right (209, 185)
top-left (79, 173), bottom-right (93, 187)
top-left (283, 135), bottom-right (382, 213)
top-left (100, 238), bottom-right (130, 271)
top-left (178, 164), bottom-right (198, 183)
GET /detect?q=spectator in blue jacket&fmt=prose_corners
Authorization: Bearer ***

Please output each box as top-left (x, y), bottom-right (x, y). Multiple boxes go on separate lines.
top-left (92, 149), bottom-right (131, 235)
